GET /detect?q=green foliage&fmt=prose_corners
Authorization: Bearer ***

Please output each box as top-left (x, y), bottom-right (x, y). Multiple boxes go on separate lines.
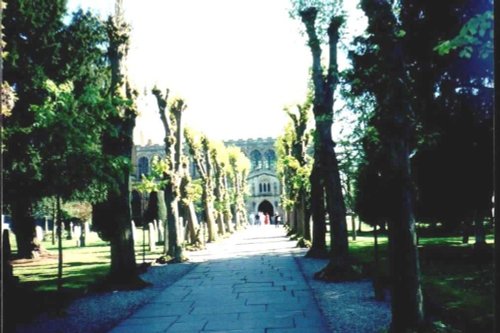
top-left (2, 0), bottom-right (68, 206)
top-left (276, 101), bottom-right (313, 208)
top-left (227, 145), bottom-right (250, 175)
top-left (289, 0), bottom-right (345, 42)
top-left (135, 156), bottom-right (170, 194)
top-left (2, 3), bottom-right (118, 225)
top-left (63, 201), bottom-right (92, 221)
top-left (1, 81), bottom-right (17, 116)
top-left (434, 11), bottom-right (493, 59)
top-left (29, 79), bottom-right (109, 201)
top-left (32, 197), bottom-right (56, 219)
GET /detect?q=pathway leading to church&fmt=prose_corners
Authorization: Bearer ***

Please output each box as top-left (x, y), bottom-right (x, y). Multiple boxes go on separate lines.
top-left (108, 225), bottom-right (331, 333)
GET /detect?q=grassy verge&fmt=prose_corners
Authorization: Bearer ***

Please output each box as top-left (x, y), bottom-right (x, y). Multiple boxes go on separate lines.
top-left (5, 228), bottom-right (169, 328)
top-left (346, 232), bottom-right (494, 332)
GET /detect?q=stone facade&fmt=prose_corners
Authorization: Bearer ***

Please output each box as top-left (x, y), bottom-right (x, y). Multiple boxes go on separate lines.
top-left (133, 137), bottom-right (282, 222)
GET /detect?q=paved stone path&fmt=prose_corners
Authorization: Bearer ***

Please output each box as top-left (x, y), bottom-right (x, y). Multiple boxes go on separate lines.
top-left (108, 225), bottom-right (331, 333)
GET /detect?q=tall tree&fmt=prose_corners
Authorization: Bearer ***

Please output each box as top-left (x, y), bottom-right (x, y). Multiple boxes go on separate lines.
top-left (276, 102), bottom-right (313, 246)
top-left (276, 125), bottom-right (296, 232)
top-left (178, 157), bottom-right (202, 245)
top-left (210, 141), bottom-right (234, 235)
top-left (2, 0), bottom-right (67, 258)
top-left (185, 129), bottom-right (218, 242)
top-left (91, 3), bottom-right (142, 286)
top-left (32, 78), bottom-right (110, 291)
top-left (358, 0), bottom-right (425, 330)
top-left (151, 88), bottom-right (186, 261)
top-left (293, 2), bottom-right (352, 279)
top-left (227, 146), bottom-right (251, 230)
top-left (400, 0), bottom-right (493, 242)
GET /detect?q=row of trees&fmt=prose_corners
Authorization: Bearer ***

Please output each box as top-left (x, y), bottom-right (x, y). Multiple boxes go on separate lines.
top-left (278, 0), bottom-right (493, 332)
top-left (133, 89), bottom-right (251, 261)
top-left (2, 0), bottom-right (253, 286)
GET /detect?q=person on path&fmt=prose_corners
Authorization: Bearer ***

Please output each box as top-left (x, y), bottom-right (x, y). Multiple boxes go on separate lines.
top-left (275, 214), bottom-right (281, 227)
top-left (264, 213), bottom-right (270, 225)
top-left (255, 213), bottom-right (260, 226)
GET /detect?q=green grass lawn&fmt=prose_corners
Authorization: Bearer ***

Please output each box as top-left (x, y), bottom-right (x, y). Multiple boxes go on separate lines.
top-left (6, 228), bottom-right (172, 327)
top-left (9, 229), bottom-right (167, 292)
top-left (346, 232), bottom-right (495, 332)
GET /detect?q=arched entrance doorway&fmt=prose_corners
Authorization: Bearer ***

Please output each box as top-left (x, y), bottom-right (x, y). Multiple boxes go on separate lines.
top-left (258, 200), bottom-right (274, 216)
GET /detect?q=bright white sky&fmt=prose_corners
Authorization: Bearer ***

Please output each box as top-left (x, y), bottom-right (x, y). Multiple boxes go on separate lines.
top-left (66, 0), bottom-right (366, 145)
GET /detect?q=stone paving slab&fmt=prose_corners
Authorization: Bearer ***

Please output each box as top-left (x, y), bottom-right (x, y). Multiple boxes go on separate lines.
top-left (108, 226), bottom-right (331, 333)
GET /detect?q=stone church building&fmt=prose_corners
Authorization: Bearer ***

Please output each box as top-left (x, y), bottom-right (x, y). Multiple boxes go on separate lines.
top-left (132, 137), bottom-right (283, 222)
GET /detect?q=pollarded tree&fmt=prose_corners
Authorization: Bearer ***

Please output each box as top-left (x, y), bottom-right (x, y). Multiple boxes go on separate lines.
top-left (210, 140), bottom-right (234, 235)
top-left (291, 0), bottom-right (352, 279)
top-left (276, 125), bottom-right (296, 231)
top-left (178, 157), bottom-right (202, 245)
top-left (276, 102), bottom-right (314, 246)
top-left (151, 88), bottom-right (186, 261)
top-left (287, 103), bottom-right (313, 242)
top-left (227, 146), bottom-right (251, 230)
top-left (91, 6), bottom-right (143, 286)
top-left (185, 129), bottom-right (218, 242)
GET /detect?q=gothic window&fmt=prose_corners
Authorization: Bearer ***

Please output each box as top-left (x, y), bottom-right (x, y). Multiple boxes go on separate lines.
top-left (264, 150), bottom-right (276, 169)
top-left (273, 182), bottom-right (278, 194)
top-left (259, 183), bottom-right (263, 193)
top-left (138, 157), bottom-right (149, 177)
top-left (250, 150), bottom-right (262, 170)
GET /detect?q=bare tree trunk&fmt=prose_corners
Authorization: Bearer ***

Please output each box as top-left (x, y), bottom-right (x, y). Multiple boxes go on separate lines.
top-left (203, 189), bottom-right (217, 242)
top-left (351, 215), bottom-right (357, 241)
top-left (186, 201), bottom-right (201, 244)
top-left (358, 1), bottom-right (425, 329)
top-left (372, 224), bottom-right (385, 301)
top-left (223, 174), bottom-right (234, 234)
top-left (296, 201), bottom-right (305, 237)
top-left (233, 173), bottom-right (243, 230)
top-left (56, 197), bottom-right (63, 292)
top-left (107, 173), bottom-right (139, 283)
top-left (462, 219), bottom-right (472, 244)
top-left (11, 199), bottom-right (37, 259)
top-left (216, 212), bottom-right (225, 236)
top-left (313, 118), bottom-right (351, 278)
top-left (386, 138), bottom-right (424, 331)
top-left (232, 205), bottom-right (240, 231)
top-left (213, 160), bottom-right (226, 236)
top-left (307, 166), bottom-right (328, 258)
top-left (302, 191), bottom-right (311, 241)
top-left (474, 217), bottom-right (486, 245)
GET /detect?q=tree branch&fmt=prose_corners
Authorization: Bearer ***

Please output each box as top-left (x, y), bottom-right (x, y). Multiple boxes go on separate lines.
top-left (300, 7), bottom-right (325, 109)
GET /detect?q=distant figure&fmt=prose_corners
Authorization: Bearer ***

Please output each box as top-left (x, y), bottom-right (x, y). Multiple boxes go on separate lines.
top-left (255, 213), bottom-right (260, 226)
top-left (275, 214), bottom-right (281, 227)
top-left (264, 213), bottom-right (270, 225)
